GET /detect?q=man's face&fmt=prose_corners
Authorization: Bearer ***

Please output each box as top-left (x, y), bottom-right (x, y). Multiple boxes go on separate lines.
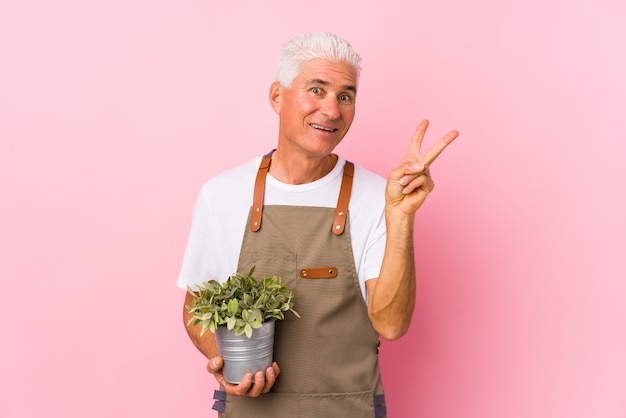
top-left (270, 59), bottom-right (357, 159)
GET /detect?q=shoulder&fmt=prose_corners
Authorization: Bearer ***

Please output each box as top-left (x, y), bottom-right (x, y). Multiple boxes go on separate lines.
top-left (351, 163), bottom-right (387, 199)
top-left (352, 164), bottom-right (386, 187)
top-left (341, 159), bottom-right (387, 216)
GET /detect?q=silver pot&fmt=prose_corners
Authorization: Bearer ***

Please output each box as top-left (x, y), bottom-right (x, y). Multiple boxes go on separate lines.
top-left (215, 320), bottom-right (275, 384)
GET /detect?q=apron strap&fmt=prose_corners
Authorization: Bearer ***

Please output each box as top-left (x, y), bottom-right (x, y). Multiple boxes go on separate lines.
top-left (250, 152), bottom-right (354, 235)
top-left (250, 150), bottom-right (273, 232)
top-left (332, 161), bottom-right (354, 235)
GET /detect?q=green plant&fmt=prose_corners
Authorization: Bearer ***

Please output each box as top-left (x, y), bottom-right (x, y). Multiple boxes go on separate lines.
top-left (186, 266), bottom-right (300, 338)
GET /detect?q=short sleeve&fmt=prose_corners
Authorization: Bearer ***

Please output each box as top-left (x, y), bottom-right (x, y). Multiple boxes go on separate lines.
top-left (177, 189), bottom-right (213, 291)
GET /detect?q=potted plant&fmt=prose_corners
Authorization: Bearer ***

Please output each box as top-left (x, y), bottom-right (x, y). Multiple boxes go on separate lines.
top-left (186, 266), bottom-right (300, 383)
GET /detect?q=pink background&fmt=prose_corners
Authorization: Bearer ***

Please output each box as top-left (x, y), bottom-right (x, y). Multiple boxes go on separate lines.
top-left (1, 1), bottom-right (625, 417)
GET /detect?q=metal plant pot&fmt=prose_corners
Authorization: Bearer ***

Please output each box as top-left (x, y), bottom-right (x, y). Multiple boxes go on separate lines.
top-left (215, 320), bottom-right (275, 384)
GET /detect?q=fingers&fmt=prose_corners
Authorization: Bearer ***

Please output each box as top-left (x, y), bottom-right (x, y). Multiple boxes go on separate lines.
top-left (423, 129), bottom-right (459, 166)
top-left (243, 371), bottom-right (266, 397)
top-left (207, 356), bottom-right (224, 375)
top-left (397, 165), bottom-right (434, 195)
top-left (404, 119), bottom-right (459, 167)
top-left (246, 363), bottom-right (279, 396)
top-left (261, 362), bottom-right (280, 394)
top-left (403, 119), bottom-right (429, 162)
top-left (207, 357), bottom-right (280, 398)
top-left (397, 161), bottom-right (425, 187)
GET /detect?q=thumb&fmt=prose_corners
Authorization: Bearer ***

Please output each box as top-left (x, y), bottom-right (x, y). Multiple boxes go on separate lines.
top-left (207, 356), bottom-right (224, 373)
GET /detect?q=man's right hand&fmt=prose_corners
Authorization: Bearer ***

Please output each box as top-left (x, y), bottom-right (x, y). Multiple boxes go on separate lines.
top-left (207, 356), bottom-right (280, 397)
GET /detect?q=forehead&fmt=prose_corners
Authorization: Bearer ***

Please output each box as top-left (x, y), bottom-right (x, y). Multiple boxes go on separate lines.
top-left (295, 59), bottom-right (358, 90)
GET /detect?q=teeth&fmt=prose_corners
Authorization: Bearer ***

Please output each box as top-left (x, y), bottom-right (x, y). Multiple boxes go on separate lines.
top-left (311, 123), bottom-right (337, 132)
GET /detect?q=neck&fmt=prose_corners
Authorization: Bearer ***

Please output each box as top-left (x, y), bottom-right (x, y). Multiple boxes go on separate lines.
top-left (269, 150), bottom-right (338, 185)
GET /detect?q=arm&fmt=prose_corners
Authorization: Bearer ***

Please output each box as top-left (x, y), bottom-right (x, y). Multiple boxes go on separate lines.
top-left (367, 120), bottom-right (459, 340)
top-left (366, 207), bottom-right (417, 341)
top-left (183, 291), bottom-right (220, 358)
top-left (182, 291), bottom-right (280, 397)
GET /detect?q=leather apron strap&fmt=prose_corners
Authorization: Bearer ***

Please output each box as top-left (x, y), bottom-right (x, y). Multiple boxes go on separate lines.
top-left (249, 151), bottom-right (272, 232)
top-left (333, 161), bottom-right (354, 235)
top-left (249, 150), bottom-right (355, 235)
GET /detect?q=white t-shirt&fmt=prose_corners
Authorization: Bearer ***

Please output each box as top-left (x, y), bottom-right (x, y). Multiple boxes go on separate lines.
top-left (177, 155), bottom-right (388, 302)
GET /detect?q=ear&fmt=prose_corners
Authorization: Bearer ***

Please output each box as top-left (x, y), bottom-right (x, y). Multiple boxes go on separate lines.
top-left (268, 81), bottom-right (283, 114)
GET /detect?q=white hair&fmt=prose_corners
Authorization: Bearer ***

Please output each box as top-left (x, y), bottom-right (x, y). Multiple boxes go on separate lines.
top-left (275, 32), bottom-right (362, 89)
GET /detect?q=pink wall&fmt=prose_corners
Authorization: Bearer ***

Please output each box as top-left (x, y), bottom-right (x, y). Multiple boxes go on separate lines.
top-left (1, 1), bottom-right (624, 417)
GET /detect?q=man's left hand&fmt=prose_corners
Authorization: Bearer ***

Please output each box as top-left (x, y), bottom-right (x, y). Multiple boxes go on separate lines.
top-left (386, 119), bottom-right (459, 214)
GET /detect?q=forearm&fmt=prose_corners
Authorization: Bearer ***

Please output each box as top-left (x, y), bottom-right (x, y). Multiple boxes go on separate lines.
top-left (368, 208), bottom-right (417, 340)
top-left (182, 291), bottom-right (219, 359)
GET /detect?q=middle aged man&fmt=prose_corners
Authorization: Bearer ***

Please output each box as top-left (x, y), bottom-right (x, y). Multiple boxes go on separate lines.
top-left (179, 32), bottom-right (459, 417)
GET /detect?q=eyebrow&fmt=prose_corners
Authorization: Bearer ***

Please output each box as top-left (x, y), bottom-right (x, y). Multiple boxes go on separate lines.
top-left (306, 79), bottom-right (357, 93)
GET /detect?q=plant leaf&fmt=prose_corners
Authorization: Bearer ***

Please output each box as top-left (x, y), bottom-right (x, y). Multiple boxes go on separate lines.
top-left (227, 299), bottom-right (239, 316)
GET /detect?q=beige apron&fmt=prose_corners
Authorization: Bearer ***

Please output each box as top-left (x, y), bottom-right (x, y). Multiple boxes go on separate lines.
top-left (213, 152), bottom-right (387, 417)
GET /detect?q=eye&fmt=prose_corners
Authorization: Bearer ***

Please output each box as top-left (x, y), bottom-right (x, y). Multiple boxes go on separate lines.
top-left (339, 93), bottom-right (353, 104)
top-left (311, 87), bottom-right (321, 95)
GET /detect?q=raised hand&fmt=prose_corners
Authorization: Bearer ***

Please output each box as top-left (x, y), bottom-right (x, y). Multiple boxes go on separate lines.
top-left (386, 119), bottom-right (459, 215)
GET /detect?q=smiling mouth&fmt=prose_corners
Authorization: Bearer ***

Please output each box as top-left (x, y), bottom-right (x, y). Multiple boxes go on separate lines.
top-left (310, 123), bottom-right (338, 132)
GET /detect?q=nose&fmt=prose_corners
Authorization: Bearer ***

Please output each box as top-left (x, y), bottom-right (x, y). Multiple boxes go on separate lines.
top-left (320, 96), bottom-right (341, 120)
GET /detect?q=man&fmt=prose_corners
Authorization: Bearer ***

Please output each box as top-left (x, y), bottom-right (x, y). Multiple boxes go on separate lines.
top-left (179, 32), bottom-right (459, 417)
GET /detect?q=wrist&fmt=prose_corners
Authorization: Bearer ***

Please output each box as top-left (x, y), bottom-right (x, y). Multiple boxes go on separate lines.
top-left (385, 205), bottom-right (416, 225)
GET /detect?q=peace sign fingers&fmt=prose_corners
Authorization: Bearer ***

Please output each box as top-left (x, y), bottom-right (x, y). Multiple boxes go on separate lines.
top-left (387, 119), bottom-right (459, 215)
top-left (404, 119), bottom-right (459, 167)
